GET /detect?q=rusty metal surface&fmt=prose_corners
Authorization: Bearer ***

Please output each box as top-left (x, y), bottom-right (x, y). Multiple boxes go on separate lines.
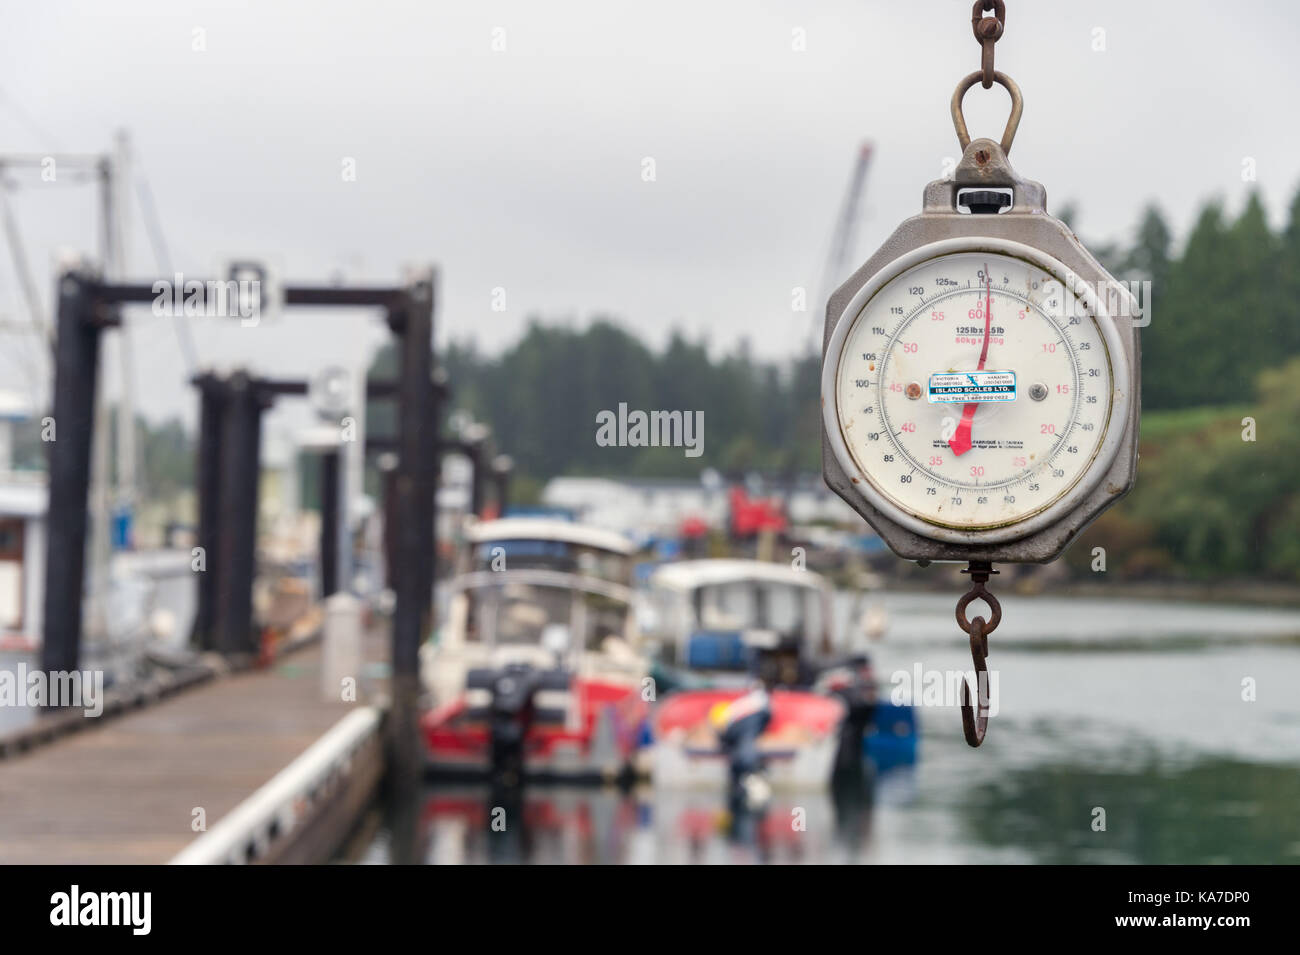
top-left (950, 70), bottom-right (1022, 153)
top-left (971, 0), bottom-right (1006, 89)
top-left (0, 642), bottom-right (368, 864)
top-left (956, 561), bottom-right (1001, 747)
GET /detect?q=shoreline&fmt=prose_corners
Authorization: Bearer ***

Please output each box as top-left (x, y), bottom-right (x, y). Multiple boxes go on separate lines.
top-left (863, 574), bottom-right (1300, 608)
top-left (1045, 578), bottom-right (1300, 608)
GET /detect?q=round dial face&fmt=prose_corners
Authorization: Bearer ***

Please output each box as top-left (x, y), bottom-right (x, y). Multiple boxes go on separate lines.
top-left (832, 249), bottom-right (1116, 531)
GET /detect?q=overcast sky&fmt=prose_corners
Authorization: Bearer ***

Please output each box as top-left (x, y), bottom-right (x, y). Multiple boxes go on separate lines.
top-left (2, 0), bottom-right (1298, 448)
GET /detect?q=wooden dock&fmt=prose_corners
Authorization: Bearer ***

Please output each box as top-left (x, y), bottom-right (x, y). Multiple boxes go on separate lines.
top-left (0, 641), bottom-right (374, 864)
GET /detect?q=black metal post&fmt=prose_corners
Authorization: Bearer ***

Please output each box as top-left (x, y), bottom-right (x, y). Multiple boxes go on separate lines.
top-left (41, 271), bottom-right (114, 679)
top-left (387, 275), bottom-right (436, 845)
top-left (319, 448), bottom-right (340, 598)
top-left (191, 373), bottom-right (226, 650)
top-left (377, 454), bottom-right (399, 589)
top-left (213, 371), bottom-right (266, 660)
top-left (36, 277), bottom-right (439, 675)
top-left (468, 446), bottom-right (486, 518)
top-left (492, 455), bottom-right (512, 518)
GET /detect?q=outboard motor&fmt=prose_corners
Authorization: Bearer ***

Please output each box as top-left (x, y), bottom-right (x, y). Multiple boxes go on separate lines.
top-left (752, 632), bottom-right (814, 689)
top-left (466, 663), bottom-right (571, 787)
top-left (714, 687), bottom-right (774, 819)
top-left (817, 654), bottom-right (878, 781)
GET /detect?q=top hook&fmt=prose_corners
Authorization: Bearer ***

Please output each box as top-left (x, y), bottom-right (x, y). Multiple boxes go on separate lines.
top-left (951, 69), bottom-right (1023, 154)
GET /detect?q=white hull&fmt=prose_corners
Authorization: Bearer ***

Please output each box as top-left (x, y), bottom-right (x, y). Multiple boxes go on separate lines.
top-left (645, 733), bottom-right (840, 791)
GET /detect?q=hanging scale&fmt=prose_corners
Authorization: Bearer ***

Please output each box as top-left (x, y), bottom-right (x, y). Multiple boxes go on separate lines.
top-left (820, 1), bottom-right (1141, 746)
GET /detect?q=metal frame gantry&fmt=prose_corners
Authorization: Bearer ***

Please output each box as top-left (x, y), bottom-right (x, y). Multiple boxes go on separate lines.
top-left (39, 268), bottom-right (440, 787)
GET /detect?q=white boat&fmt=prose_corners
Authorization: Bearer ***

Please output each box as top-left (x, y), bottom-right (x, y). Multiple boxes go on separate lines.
top-left (0, 475), bottom-right (47, 656)
top-left (0, 470), bottom-right (197, 735)
top-left (456, 517), bottom-right (637, 584)
top-left (637, 558), bottom-right (911, 790)
top-left (419, 518), bottom-right (650, 781)
top-left (635, 560), bottom-right (846, 789)
top-left (639, 559), bottom-right (836, 688)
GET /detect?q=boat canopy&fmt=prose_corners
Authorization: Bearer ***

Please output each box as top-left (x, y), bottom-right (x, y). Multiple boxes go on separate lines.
top-left (466, 518), bottom-right (635, 556)
top-left (641, 559), bottom-right (835, 665)
top-left (448, 568), bottom-right (634, 605)
top-left (647, 559), bottom-right (830, 594)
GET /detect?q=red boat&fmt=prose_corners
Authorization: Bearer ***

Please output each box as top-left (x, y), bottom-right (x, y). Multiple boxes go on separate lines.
top-left (421, 661), bottom-right (649, 781)
top-left (420, 519), bottom-right (648, 782)
top-left (649, 686), bottom-right (845, 789)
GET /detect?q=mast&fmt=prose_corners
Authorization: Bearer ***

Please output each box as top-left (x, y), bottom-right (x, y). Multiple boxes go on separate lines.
top-left (111, 129), bottom-right (136, 545)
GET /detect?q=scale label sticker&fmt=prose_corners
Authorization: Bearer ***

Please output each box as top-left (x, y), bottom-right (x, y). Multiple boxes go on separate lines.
top-left (927, 371), bottom-right (1017, 403)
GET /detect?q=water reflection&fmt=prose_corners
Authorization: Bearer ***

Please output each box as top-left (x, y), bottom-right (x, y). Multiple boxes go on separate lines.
top-left (410, 770), bottom-right (891, 865)
top-left (364, 747), bottom-right (1300, 865)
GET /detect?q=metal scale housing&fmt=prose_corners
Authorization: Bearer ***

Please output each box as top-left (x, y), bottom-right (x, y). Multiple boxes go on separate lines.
top-left (820, 138), bottom-right (1142, 564)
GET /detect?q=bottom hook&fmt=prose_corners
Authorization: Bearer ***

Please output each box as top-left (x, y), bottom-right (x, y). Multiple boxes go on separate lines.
top-left (959, 616), bottom-right (991, 747)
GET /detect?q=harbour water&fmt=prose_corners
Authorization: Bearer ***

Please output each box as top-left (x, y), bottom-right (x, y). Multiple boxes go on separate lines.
top-left (353, 590), bottom-right (1300, 864)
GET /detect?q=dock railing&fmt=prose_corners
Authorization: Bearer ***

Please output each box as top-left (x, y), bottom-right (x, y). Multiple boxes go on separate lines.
top-left (171, 704), bottom-right (385, 865)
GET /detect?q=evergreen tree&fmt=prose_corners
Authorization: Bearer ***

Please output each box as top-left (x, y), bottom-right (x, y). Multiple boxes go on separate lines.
top-left (1149, 202), bottom-right (1230, 408)
top-left (1228, 194), bottom-right (1279, 392)
top-left (1126, 204), bottom-right (1172, 297)
top-left (1278, 185), bottom-right (1300, 356)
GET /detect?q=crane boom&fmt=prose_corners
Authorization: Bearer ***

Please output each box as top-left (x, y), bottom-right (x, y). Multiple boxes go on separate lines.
top-left (811, 142), bottom-right (874, 348)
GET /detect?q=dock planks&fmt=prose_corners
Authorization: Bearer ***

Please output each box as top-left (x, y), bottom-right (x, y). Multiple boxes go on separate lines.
top-left (0, 644), bottom-right (361, 864)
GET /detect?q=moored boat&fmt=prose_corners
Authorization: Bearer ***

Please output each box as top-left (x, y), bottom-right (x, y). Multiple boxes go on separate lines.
top-left (420, 518), bottom-right (648, 783)
top-left (650, 686), bottom-right (845, 791)
top-left (637, 559), bottom-right (915, 791)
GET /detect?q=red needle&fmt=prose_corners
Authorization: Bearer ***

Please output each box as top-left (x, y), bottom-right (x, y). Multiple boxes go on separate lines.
top-left (947, 266), bottom-right (993, 457)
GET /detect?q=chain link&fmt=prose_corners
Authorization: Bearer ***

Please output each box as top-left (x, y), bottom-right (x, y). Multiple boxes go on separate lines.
top-left (971, 0), bottom-right (1006, 89)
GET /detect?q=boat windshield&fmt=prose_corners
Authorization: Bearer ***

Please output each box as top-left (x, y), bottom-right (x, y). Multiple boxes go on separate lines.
top-left (693, 580), bottom-right (822, 641)
top-left (469, 540), bottom-right (630, 586)
top-left (463, 582), bottom-right (632, 654)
